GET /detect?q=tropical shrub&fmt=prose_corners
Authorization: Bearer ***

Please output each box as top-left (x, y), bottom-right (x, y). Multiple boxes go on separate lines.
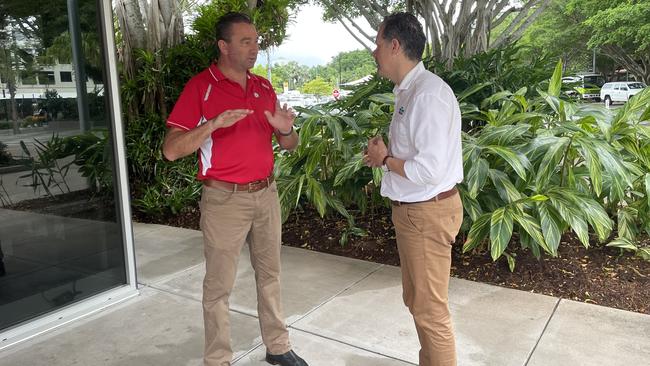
top-left (125, 114), bottom-right (201, 217)
top-left (461, 62), bottom-right (650, 267)
top-left (275, 91), bottom-right (394, 243)
top-left (278, 60), bottom-right (650, 265)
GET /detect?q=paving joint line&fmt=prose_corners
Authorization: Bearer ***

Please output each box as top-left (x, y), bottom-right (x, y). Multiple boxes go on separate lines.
top-left (232, 341), bottom-right (264, 364)
top-left (286, 264), bottom-right (386, 327)
top-left (288, 326), bottom-right (417, 365)
top-left (523, 297), bottom-right (561, 366)
top-left (137, 262), bottom-right (205, 287)
top-left (145, 285), bottom-right (266, 322)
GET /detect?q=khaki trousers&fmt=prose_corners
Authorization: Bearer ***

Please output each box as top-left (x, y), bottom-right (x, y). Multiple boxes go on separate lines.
top-left (199, 182), bottom-right (290, 366)
top-left (391, 192), bottom-right (463, 366)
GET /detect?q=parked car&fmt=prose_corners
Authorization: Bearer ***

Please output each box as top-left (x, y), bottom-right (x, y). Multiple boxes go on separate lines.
top-left (600, 81), bottom-right (647, 105)
top-left (562, 73), bottom-right (606, 101)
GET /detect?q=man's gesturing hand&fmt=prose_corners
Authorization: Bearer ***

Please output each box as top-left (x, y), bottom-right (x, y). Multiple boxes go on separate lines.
top-left (364, 135), bottom-right (388, 167)
top-left (209, 109), bottom-right (253, 130)
top-left (264, 102), bottom-right (296, 134)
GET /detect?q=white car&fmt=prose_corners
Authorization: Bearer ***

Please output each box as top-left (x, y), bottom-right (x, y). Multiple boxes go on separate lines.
top-left (600, 81), bottom-right (647, 104)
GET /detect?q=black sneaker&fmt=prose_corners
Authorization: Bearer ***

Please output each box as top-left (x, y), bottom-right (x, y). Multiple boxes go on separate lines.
top-left (265, 350), bottom-right (308, 366)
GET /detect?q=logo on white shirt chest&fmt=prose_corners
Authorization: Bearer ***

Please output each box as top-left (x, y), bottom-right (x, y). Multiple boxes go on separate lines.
top-left (398, 106), bottom-right (405, 115)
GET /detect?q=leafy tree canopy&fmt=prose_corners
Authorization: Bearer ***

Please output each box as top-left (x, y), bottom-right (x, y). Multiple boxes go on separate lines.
top-left (300, 77), bottom-right (335, 95)
top-left (520, 0), bottom-right (650, 82)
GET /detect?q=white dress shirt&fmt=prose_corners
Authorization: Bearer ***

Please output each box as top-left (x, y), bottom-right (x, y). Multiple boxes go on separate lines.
top-left (380, 61), bottom-right (464, 202)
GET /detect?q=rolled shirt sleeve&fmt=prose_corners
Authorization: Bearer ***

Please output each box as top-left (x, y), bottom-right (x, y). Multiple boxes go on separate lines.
top-left (403, 93), bottom-right (454, 186)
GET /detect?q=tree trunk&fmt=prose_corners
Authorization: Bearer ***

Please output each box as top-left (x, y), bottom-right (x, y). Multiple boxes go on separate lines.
top-left (329, 0), bottom-right (549, 68)
top-left (8, 82), bottom-right (18, 135)
top-left (601, 45), bottom-right (650, 84)
top-left (116, 0), bottom-right (146, 49)
top-left (114, 0), bottom-right (184, 121)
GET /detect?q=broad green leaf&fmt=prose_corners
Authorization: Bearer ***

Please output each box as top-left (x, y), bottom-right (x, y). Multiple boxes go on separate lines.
top-left (372, 167), bottom-right (383, 187)
top-left (529, 194), bottom-right (549, 201)
top-left (325, 117), bottom-right (343, 149)
top-left (646, 173), bottom-right (650, 207)
top-left (538, 202), bottom-right (563, 256)
top-left (457, 82), bottom-right (491, 102)
top-left (476, 124), bottom-right (531, 145)
top-left (463, 194), bottom-right (483, 222)
top-left (325, 195), bottom-right (352, 222)
top-left (519, 229), bottom-right (541, 259)
top-left (579, 143), bottom-right (603, 196)
top-left (547, 60), bottom-right (563, 97)
top-left (592, 140), bottom-right (633, 188)
top-left (488, 169), bottom-right (523, 203)
top-left (573, 196), bottom-right (612, 242)
top-left (606, 237), bottom-right (638, 250)
top-left (485, 145), bottom-right (529, 180)
top-left (502, 113), bottom-right (544, 126)
top-left (513, 209), bottom-right (550, 255)
top-left (339, 116), bottom-right (362, 134)
top-left (307, 177), bottom-right (327, 217)
top-left (504, 252), bottom-right (516, 272)
top-left (490, 207), bottom-right (514, 261)
top-left (368, 93), bottom-right (394, 105)
top-left (304, 142), bottom-right (326, 175)
top-left (481, 91), bottom-right (513, 109)
top-left (637, 248), bottom-right (650, 260)
top-left (535, 137), bottom-right (569, 189)
top-left (639, 103), bottom-right (650, 123)
top-left (463, 213), bottom-right (491, 252)
top-left (466, 158), bottom-right (489, 198)
top-left (334, 155), bottom-right (365, 186)
top-left (295, 175), bottom-right (306, 208)
top-left (548, 192), bottom-right (590, 248)
top-left (617, 206), bottom-right (638, 240)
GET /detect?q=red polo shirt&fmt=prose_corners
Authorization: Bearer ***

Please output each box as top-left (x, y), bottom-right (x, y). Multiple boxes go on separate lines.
top-left (167, 64), bottom-right (277, 184)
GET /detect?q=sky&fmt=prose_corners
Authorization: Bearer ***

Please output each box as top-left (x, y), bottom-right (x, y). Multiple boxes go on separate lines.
top-left (262, 4), bottom-right (375, 67)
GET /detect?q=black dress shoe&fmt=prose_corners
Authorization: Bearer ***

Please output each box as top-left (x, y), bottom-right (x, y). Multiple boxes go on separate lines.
top-left (265, 350), bottom-right (308, 366)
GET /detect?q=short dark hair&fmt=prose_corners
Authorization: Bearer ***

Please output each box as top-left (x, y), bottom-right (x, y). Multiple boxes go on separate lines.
top-left (215, 12), bottom-right (253, 43)
top-left (380, 12), bottom-right (425, 62)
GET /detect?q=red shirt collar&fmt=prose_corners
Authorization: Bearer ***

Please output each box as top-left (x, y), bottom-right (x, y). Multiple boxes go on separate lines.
top-left (208, 64), bottom-right (253, 83)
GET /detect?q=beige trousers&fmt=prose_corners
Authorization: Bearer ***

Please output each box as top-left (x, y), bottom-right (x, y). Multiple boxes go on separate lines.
top-left (391, 192), bottom-right (463, 366)
top-left (199, 182), bottom-right (290, 366)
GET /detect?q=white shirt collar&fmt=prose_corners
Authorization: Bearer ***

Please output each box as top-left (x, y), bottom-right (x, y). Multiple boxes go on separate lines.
top-left (393, 61), bottom-right (425, 93)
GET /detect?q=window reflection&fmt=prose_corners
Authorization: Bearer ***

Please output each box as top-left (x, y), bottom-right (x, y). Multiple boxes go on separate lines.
top-left (0, 0), bottom-right (126, 330)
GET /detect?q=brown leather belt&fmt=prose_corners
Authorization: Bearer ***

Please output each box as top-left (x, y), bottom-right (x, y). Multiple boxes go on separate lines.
top-left (391, 187), bottom-right (458, 206)
top-left (203, 176), bottom-right (274, 192)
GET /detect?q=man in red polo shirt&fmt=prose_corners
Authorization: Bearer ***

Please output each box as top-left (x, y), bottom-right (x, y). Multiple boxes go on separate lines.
top-left (162, 12), bottom-right (308, 366)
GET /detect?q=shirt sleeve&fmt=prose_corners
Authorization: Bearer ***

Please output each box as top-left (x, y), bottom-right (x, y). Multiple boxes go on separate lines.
top-left (403, 91), bottom-right (457, 186)
top-left (166, 79), bottom-right (204, 131)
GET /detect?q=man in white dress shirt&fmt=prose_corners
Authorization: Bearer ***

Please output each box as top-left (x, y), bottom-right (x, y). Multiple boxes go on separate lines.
top-left (364, 12), bottom-right (464, 366)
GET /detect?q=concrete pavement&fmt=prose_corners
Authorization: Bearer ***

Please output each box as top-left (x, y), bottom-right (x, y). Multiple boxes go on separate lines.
top-left (1, 222), bottom-right (648, 366)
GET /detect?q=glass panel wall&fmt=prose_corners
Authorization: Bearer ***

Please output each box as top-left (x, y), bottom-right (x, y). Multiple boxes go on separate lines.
top-left (0, 0), bottom-right (127, 331)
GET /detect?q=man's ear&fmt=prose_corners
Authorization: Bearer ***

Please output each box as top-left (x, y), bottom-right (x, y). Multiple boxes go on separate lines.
top-left (217, 39), bottom-right (228, 55)
top-left (391, 38), bottom-right (400, 55)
